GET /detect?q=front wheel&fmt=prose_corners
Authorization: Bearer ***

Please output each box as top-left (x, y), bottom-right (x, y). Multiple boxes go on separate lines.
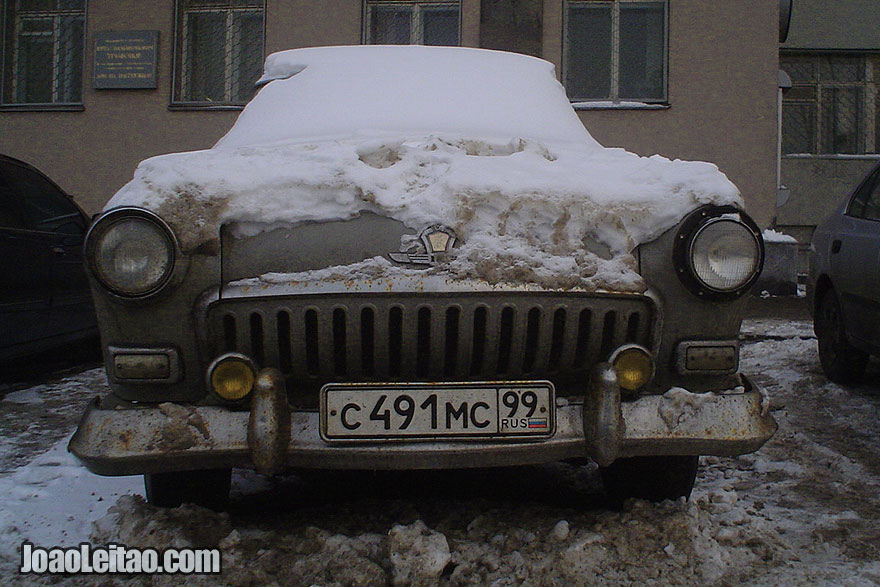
top-left (600, 455), bottom-right (698, 507)
top-left (144, 469), bottom-right (231, 510)
top-left (815, 288), bottom-right (867, 384)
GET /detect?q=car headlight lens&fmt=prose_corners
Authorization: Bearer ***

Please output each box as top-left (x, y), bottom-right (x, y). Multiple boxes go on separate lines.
top-left (88, 210), bottom-right (176, 297)
top-left (690, 219), bottom-right (762, 292)
top-left (673, 206), bottom-right (764, 300)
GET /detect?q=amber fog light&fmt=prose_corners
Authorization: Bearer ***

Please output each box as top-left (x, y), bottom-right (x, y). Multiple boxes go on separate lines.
top-left (609, 345), bottom-right (655, 392)
top-left (208, 354), bottom-right (256, 401)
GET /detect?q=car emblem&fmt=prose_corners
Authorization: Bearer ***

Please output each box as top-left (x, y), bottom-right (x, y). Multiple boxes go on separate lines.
top-left (389, 225), bottom-right (457, 265)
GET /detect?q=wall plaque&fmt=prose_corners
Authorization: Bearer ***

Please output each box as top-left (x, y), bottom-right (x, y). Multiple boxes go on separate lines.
top-left (94, 31), bottom-right (159, 89)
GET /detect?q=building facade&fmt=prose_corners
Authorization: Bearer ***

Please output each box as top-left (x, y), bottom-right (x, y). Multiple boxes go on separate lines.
top-left (778, 0), bottom-right (880, 242)
top-left (1, 0), bottom-right (779, 224)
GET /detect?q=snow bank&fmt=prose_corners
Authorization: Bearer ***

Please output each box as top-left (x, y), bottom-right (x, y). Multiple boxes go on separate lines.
top-left (106, 46), bottom-right (742, 292)
top-left (762, 228), bottom-right (797, 243)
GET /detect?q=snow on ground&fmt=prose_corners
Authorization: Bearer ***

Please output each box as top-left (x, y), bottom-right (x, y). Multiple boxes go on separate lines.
top-left (2, 319), bottom-right (880, 585)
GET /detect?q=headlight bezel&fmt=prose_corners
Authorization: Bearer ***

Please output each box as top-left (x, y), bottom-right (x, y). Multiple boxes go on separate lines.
top-left (85, 207), bottom-right (180, 300)
top-left (673, 205), bottom-right (764, 300)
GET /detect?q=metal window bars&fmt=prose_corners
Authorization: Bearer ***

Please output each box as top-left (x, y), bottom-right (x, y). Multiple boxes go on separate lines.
top-left (175, 0), bottom-right (265, 105)
top-left (781, 55), bottom-right (878, 155)
top-left (563, 0), bottom-right (667, 103)
top-left (3, 0), bottom-right (85, 105)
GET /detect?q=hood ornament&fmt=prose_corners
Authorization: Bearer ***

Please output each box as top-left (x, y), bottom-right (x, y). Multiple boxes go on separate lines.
top-left (389, 225), bottom-right (457, 265)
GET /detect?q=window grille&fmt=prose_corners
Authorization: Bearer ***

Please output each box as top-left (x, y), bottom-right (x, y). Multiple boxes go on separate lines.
top-left (174, 0), bottom-right (265, 106)
top-left (781, 54), bottom-right (877, 155)
top-left (564, 0), bottom-right (666, 103)
top-left (1, 0), bottom-right (85, 106)
top-left (365, 1), bottom-right (460, 46)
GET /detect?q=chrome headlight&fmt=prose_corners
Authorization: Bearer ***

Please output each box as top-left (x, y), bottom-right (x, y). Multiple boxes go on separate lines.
top-left (86, 208), bottom-right (177, 298)
top-left (674, 206), bottom-right (764, 299)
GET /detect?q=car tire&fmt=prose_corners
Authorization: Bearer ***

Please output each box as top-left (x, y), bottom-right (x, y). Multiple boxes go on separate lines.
top-left (144, 468), bottom-right (231, 510)
top-left (599, 455), bottom-right (699, 507)
top-left (815, 288), bottom-right (868, 384)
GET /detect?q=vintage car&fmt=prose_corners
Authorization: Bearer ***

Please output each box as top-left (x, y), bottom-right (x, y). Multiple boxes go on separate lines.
top-left (69, 46), bottom-right (776, 508)
top-left (809, 160), bottom-right (880, 383)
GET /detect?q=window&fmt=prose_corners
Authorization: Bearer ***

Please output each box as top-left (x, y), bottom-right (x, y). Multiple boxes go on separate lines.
top-left (174, 0), bottom-right (265, 106)
top-left (847, 166), bottom-right (880, 221)
top-left (1, 0), bottom-right (85, 106)
top-left (564, 0), bottom-right (666, 103)
top-left (781, 54), bottom-right (878, 155)
top-left (365, 1), bottom-right (460, 46)
top-left (480, 0), bottom-right (543, 58)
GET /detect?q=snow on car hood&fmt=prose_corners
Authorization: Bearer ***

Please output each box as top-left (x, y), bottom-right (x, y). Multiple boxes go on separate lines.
top-left (106, 46), bottom-right (742, 292)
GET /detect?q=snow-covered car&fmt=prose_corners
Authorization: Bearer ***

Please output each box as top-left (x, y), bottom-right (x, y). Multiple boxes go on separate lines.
top-left (808, 160), bottom-right (880, 383)
top-left (69, 46), bottom-right (776, 508)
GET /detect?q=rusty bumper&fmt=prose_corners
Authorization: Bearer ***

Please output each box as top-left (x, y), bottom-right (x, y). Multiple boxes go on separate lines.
top-left (68, 365), bottom-right (777, 476)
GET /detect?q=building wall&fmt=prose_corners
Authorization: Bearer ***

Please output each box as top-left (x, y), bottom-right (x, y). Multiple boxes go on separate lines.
top-left (0, 0), bottom-right (779, 225)
top-left (777, 156), bottom-right (880, 242)
top-left (545, 0), bottom-right (779, 226)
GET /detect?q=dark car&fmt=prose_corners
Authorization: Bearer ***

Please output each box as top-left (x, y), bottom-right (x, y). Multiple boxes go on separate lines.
top-left (809, 160), bottom-right (880, 383)
top-left (0, 154), bottom-right (97, 363)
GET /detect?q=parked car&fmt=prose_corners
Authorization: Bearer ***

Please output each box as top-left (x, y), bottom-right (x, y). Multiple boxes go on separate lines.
top-left (68, 46), bottom-right (776, 508)
top-left (0, 154), bottom-right (97, 364)
top-left (808, 160), bottom-right (880, 383)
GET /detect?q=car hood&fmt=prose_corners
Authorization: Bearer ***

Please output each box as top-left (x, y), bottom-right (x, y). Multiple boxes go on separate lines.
top-left (106, 135), bottom-right (742, 292)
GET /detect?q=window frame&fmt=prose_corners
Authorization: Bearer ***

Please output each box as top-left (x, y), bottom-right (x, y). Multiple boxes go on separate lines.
top-left (171, 0), bottom-right (266, 110)
top-left (562, 0), bottom-right (668, 105)
top-left (781, 53), bottom-right (877, 156)
top-left (0, 0), bottom-right (87, 110)
top-left (363, 0), bottom-right (462, 46)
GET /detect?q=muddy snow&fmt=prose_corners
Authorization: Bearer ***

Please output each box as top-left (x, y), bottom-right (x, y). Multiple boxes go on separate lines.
top-left (2, 318), bottom-right (880, 585)
top-left (106, 46), bottom-right (741, 292)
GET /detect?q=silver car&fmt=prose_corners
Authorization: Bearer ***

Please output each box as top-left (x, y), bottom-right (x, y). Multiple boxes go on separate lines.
top-left (809, 160), bottom-right (880, 383)
top-left (69, 46), bottom-right (776, 509)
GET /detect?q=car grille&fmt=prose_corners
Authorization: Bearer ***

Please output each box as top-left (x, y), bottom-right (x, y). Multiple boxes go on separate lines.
top-left (204, 292), bottom-right (656, 406)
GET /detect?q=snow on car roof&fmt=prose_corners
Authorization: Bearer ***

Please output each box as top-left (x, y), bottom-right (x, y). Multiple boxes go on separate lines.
top-left (215, 45), bottom-right (599, 150)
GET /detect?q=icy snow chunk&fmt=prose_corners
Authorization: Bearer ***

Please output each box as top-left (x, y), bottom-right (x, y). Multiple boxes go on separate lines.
top-left (762, 228), bottom-right (797, 243)
top-left (388, 520), bottom-right (451, 586)
top-left (658, 388), bottom-right (718, 430)
top-left (552, 520), bottom-right (571, 541)
top-left (91, 495), bottom-right (232, 549)
top-left (2, 389), bottom-right (44, 404)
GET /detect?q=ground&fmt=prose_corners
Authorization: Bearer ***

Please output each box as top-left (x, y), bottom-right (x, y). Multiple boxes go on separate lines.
top-left (0, 310), bottom-right (879, 585)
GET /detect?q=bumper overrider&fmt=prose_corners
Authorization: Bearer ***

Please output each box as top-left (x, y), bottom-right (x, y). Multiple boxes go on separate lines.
top-left (68, 365), bottom-right (776, 476)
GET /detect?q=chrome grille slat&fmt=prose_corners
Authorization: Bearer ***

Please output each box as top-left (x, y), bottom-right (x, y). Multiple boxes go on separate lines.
top-left (205, 293), bottom-right (656, 398)
top-left (530, 306), bottom-right (555, 375)
top-left (506, 306), bottom-right (528, 378)
top-left (317, 307), bottom-right (336, 376)
top-left (480, 305), bottom-right (502, 379)
top-left (401, 305), bottom-right (420, 379)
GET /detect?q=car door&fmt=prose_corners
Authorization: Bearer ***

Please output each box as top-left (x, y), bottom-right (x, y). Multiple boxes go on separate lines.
top-left (0, 162), bottom-right (55, 356)
top-left (832, 163), bottom-right (880, 347)
top-left (4, 160), bottom-right (95, 340)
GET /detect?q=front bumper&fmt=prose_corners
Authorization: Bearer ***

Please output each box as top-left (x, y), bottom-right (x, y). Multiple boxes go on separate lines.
top-left (68, 365), bottom-right (777, 476)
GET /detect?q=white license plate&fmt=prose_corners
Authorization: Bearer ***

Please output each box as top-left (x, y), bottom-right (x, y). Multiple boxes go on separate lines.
top-left (320, 382), bottom-right (555, 441)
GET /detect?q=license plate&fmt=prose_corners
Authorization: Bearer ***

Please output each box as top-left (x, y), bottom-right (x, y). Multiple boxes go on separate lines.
top-left (320, 381), bottom-right (555, 441)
